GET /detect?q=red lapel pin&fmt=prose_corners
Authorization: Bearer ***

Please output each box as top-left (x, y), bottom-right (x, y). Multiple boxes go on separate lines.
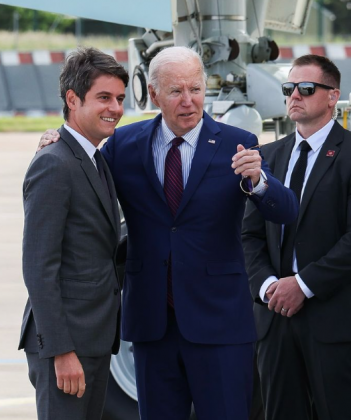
top-left (326, 150), bottom-right (335, 157)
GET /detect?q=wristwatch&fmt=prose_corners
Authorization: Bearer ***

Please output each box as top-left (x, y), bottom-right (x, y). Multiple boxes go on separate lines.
top-left (240, 170), bottom-right (268, 196)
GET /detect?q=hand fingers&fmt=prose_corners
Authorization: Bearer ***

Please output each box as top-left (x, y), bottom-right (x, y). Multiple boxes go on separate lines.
top-left (232, 152), bottom-right (261, 176)
top-left (232, 150), bottom-right (260, 165)
top-left (57, 376), bottom-right (85, 397)
top-left (38, 132), bottom-right (59, 152)
top-left (287, 302), bottom-right (304, 318)
top-left (77, 374), bottom-right (86, 398)
top-left (69, 377), bottom-right (79, 396)
top-left (57, 377), bottom-right (64, 391)
top-left (237, 144), bottom-right (245, 153)
top-left (63, 378), bottom-right (71, 394)
top-left (280, 307), bottom-right (288, 317)
top-left (275, 305), bottom-right (284, 314)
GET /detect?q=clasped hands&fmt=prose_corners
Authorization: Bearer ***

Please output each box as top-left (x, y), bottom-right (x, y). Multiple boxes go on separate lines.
top-left (266, 276), bottom-right (305, 317)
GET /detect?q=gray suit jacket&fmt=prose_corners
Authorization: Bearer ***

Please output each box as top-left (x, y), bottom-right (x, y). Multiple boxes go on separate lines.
top-left (19, 126), bottom-right (121, 359)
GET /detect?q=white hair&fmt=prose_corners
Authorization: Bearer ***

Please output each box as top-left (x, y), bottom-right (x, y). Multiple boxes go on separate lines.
top-left (148, 46), bottom-right (207, 94)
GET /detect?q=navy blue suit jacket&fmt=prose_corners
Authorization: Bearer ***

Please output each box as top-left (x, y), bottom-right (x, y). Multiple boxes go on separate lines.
top-left (102, 112), bottom-right (298, 345)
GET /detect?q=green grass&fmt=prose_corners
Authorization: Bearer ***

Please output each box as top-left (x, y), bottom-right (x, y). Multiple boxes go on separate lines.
top-left (0, 114), bottom-right (154, 132)
top-left (0, 30), bottom-right (134, 51)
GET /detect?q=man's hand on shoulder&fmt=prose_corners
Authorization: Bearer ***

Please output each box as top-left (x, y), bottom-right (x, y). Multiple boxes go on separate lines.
top-left (54, 351), bottom-right (86, 398)
top-left (37, 129), bottom-right (60, 152)
top-left (267, 276), bottom-right (305, 317)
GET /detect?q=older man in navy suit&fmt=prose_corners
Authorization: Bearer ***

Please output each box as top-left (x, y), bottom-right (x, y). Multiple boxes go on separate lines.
top-left (103, 47), bottom-right (298, 420)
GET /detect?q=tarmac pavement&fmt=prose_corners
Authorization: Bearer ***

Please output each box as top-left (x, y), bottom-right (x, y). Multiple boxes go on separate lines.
top-left (0, 132), bottom-right (38, 419)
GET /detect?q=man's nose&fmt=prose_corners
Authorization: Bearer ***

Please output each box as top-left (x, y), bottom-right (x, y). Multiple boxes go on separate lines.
top-left (290, 85), bottom-right (301, 99)
top-left (109, 99), bottom-right (123, 113)
top-left (181, 91), bottom-right (192, 105)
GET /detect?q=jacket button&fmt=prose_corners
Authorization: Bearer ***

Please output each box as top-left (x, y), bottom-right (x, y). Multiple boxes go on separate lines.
top-left (171, 227), bottom-right (177, 232)
top-left (114, 288), bottom-right (119, 295)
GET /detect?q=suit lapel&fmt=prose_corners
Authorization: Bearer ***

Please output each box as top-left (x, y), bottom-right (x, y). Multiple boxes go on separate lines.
top-left (273, 134), bottom-right (295, 183)
top-left (104, 156), bottom-right (120, 239)
top-left (176, 114), bottom-right (221, 217)
top-left (59, 126), bottom-right (118, 234)
top-left (135, 115), bottom-right (168, 205)
top-left (81, 156), bottom-right (118, 234)
top-left (298, 122), bottom-right (343, 225)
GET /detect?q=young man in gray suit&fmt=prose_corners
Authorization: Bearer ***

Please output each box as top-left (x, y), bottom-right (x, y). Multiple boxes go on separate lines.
top-left (18, 47), bottom-right (128, 420)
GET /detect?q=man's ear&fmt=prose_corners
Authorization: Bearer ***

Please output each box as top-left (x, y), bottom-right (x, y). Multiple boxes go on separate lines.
top-left (330, 89), bottom-right (341, 103)
top-left (66, 89), bottom-right (78, 111)
top-left (148, 85), bottom-right (159, 108)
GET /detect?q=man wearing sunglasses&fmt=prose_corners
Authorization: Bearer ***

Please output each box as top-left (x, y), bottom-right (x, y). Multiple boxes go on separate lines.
top-left (242, 54), bottom-right (351, 420)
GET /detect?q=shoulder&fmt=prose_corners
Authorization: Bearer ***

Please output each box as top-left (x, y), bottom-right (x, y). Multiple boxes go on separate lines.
top-left (204, 116), bottom-right (259, 149)
top-left (115, 116), bottom-right (158, 137)
top-left (261, 134), bottom-right (293, 155)
top-left (105, 116), bottom-right (158, 152)
top-left (26, 141), bottom-right (73, 183)
top-left (334, 122), bottom-right (351, 146)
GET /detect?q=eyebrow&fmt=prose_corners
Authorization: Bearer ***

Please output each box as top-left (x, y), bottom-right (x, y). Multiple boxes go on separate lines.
top-left (96, 91), bottom-right (126, 98)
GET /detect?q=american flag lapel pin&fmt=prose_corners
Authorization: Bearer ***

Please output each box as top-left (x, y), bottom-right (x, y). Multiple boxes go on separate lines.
top-left (326, 150), bottom-right (335, 157)
top-left (208, 139), bottom-right (216, 144)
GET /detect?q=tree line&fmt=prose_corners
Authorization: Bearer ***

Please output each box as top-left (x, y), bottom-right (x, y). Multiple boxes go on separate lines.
top-left (1, 2), bottom-right (351, 36)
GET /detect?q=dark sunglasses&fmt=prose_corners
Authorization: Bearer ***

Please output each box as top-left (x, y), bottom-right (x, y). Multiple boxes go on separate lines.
top-left (281, 81), bottom-right (335, 97)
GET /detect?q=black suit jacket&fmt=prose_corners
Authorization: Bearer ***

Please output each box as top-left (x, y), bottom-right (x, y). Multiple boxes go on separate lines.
top-left (242, 121), bottom-right (351, 343)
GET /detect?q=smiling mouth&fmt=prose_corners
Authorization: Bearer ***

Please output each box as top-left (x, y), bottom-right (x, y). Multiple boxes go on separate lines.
top-left (179, 113), bottom-right (194, 117)
top-left (101, 117), bottom-right (117, 123)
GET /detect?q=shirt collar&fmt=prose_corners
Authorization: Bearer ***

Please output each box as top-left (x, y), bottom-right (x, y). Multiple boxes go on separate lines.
top-left (160, 117), bottom-right (204, 148)
top-left (64, 123), bottom-right (98, 160)
top-left (294, 119), bottom-right (335, 153)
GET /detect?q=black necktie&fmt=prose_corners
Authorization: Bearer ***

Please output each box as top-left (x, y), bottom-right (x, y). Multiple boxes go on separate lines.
top-left (94, 149), bottom-right (111, 200)
top-left (281, 141), bottom-right (311, 277)
top-left (164, 137), bottom-right (184, 307)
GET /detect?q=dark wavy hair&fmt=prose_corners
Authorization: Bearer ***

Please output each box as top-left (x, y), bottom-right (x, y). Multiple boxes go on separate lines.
top-left (60, 47), bottom-right (129, 120)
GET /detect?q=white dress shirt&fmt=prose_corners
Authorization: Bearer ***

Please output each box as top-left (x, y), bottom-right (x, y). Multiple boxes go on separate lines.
top-left (64, 124), bottom-right (99, 169)
top-left (152, 117), bottom-right (267, 194)
top-left (152, 118), bottom-right (203, 187)
top-left (259, 119), bottom-right (335, 302)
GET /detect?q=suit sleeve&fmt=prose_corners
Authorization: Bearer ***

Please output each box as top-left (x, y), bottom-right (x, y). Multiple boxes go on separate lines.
top-left (241, 139), bottom-right (289, 301)
top-left (101, 133), bottom-right (114, 167)
top-left (22, 152), bottom-right (75, 358)
top-left (243, 133), bottom-right (299, 225)
top-left (242, 197), bottom-right (279, 303)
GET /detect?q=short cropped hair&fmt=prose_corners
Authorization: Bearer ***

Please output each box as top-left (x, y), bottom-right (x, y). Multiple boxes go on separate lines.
top-left (148, 46), bottom-right (207, 94)
top-left (60, 47), bottom-right (129, 120)
top-left (292, 54), bottom-right (341, 89)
